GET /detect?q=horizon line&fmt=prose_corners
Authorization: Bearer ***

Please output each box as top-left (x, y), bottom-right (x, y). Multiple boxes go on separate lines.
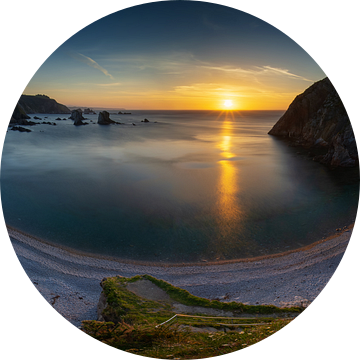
top-left (66, 107), bottom-right (287, 111)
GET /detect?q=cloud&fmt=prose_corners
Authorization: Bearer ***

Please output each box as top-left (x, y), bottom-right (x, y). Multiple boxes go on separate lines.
top-left (200, 65), bottom-right (255, 75)
top-left (200, 64), bottom-right (314, 82)
top-left (261, 66), bottom-right (313, 82)
top-left (97, 82), bottom-right (122, 87)
top-left (71, 52), bottom-right (114, 79)
top-left (172, 83), bottom-right (251, 98)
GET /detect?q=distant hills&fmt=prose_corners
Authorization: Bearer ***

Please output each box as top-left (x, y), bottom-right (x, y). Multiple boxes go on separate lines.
top-left (10, 94), bottom-right (71, 124)
top-left (10, 94), bottom-right (129, 123)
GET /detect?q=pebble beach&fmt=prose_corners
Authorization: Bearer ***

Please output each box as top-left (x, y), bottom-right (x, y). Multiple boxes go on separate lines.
top-left (7, 225), bottom-right (352, 328)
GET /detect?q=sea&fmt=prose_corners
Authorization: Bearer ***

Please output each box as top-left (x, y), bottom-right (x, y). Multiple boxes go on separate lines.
top-left (1, 110), bottom-right (358, 263)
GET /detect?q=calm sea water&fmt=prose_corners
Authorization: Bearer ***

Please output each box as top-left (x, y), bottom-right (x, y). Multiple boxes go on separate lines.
top-left (1, 110), bottom-right (358, 263)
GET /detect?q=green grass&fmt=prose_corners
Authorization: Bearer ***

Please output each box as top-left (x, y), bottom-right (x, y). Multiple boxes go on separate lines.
top-left (100, 276), bottom-right (174, 324)
top-left (82, 318), bottom-right (292, 359)
top-left (141, 274), bottom-right (302, 315)
top-left (82, 275), bottom-right (300, 358)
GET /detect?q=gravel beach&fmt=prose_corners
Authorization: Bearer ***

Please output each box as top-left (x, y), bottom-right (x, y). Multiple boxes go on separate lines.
top-left (8, 226), bottom-right (351, 328)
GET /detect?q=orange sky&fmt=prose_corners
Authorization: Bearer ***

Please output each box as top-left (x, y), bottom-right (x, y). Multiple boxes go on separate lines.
top-left (23, 2), bottom-right (325, 110)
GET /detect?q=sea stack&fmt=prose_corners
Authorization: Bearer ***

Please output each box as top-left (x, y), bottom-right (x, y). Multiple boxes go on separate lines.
top-left (268, 77), bottom-right (358, 167)
top-left (70, 109), bottom-right (87, 125)
top-left (98, 111), bottom-right (115, 125)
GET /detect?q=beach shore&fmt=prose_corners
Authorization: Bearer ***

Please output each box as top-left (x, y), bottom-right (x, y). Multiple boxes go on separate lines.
top-left (8, 225), bottom-right (352, 327)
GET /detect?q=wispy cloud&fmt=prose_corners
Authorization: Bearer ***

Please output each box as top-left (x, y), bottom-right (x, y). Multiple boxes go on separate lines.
top-left (171, 82), bottom-right (298, 102)
top-left (200, 65), bottom-right (255, 75)
top-left (70, 52), bottom-right (114, 79)
top-left (172, 83), bottom-right (252, 98)
top-left (200, 64), bottom-right (314, 82)
top-left (97, 82), bottom-right (122, 87)
top-left (261, 66), bottom-right (313, 82)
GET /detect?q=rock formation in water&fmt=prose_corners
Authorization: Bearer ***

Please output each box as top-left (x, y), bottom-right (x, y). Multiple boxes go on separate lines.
top-left (98, 111), bottom-right (115, 125)
top-left (10, 126), bottom-right (32, 132)
top-left (10, 104), bottom-right (32, 125)
top-left (10, 95), bottom-right (71, 127)
top-left (268, 77), bottom-right (358, 167)
top-left (83, 108), bottom-right (96, 114)
top-left (17, 94), bottom-right (70, 114)
top-left (70, 109), bottom-right (87, 125)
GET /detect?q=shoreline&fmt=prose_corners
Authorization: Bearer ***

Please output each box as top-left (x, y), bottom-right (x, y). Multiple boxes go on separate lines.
top-left (6, 224), bottom-right (354, 267)
top-left (8, 225), bottom-right (352, 327)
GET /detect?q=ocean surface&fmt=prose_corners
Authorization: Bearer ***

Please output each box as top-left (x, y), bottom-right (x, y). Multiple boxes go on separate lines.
top-left (1, 110), bottom-right (358, 263)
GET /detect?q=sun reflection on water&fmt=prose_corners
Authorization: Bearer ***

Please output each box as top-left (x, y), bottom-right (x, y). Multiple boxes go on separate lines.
top-left (213, 112), bottom-right (243, 259)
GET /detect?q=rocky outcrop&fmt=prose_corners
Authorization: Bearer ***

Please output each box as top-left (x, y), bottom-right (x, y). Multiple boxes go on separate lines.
top-left (83, 108), bottom-right (96, 114)
top-left (69, 109), bottom-right (87, 126)
top-left (268, 77), bottom-right (358, 167)
top-left (18, 94), bottom-right (70, 114)
top-left (98, 111), bottom-right (115, 125)
top-left (97, 283), bottom-right (108, 322)
top-left (10, 126), bottom-right (32, 132)
top-left (10, 104), bottom-right (31, 124)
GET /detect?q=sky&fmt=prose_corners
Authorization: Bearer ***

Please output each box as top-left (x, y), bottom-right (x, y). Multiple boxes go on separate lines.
top-left (23, 1), bottom-right (326, 110)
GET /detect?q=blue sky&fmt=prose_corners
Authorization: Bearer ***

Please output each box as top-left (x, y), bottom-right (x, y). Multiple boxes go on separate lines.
top-left (24, 1), bottom-right (326, 109)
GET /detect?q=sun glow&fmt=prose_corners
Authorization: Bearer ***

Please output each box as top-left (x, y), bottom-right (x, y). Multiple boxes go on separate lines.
top-left (224, 99), bottom-right (233, 108)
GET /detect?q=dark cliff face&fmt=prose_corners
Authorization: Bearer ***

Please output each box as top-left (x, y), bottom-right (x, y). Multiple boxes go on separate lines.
top-left (268, 77), bottom-right (358, 167)
top-left (18, 95), bottom-right (71, 114)
top-left (10, 104), bottom-right (30, 123)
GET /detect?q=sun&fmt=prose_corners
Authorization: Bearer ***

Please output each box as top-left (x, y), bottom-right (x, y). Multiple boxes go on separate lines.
top-left (224, 99), bottom-right (233, 109)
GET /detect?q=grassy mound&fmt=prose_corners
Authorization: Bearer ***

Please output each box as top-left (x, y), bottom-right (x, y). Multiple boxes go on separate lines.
top-left (82, 274), bottom-right (302, 358)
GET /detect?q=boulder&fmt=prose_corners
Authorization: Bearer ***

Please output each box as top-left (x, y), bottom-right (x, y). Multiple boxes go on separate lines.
top-left (98, 111), bottom-right (115, 125)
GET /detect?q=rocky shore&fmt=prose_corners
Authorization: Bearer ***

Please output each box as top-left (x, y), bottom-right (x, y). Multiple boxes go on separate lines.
top-left (7, 225), bottom-right (352, 328)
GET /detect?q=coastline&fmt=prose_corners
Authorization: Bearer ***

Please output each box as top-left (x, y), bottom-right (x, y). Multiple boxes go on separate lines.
top-left (6, 224), bottom-right (353, 266)
top-left (7, 225), bottom-right (352, 327)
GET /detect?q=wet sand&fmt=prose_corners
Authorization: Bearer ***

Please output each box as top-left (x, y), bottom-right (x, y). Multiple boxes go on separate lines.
top-left (8, 225), bottom-right (352, 327)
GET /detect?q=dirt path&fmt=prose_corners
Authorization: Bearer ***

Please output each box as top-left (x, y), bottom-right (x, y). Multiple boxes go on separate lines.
top-left (127, 279), bottom-right (173, 303)
top-left (125, 279), bottom-right (296, 319)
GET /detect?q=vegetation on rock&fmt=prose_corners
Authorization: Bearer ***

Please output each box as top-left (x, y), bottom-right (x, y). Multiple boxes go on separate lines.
top-left (83, 275), bottom-right (301, 358)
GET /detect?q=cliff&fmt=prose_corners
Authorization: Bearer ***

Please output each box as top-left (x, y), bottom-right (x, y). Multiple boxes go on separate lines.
top-left (10, 103), bottom-right (30, 123)
top-left (18, 94), bottom-right (70, 114)
top-left (268, 78), bottom-right (358, 167)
